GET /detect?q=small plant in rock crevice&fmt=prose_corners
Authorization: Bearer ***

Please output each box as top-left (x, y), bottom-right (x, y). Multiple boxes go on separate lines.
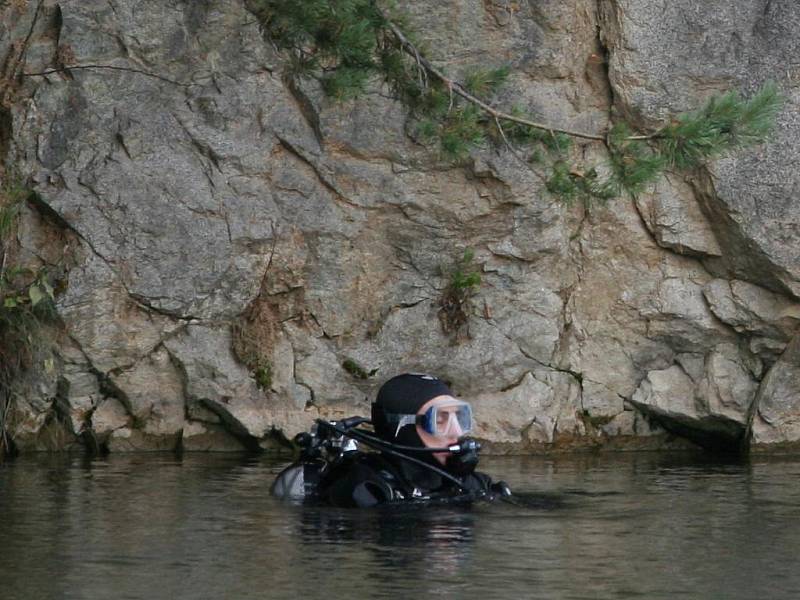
top-left (342, 357), bottom-right (378, 380)
top-left (231, 296), bottom-right (278, 392)
top-left (439, 248), bottom-right (481, 341)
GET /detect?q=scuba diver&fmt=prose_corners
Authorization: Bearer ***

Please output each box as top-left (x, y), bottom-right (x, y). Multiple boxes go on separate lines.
top-left (272, 373), bottom-right (512, 507)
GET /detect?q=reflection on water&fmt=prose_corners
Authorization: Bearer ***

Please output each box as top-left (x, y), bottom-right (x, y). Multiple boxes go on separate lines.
top-left (2, 451), bottom-right (800, 599)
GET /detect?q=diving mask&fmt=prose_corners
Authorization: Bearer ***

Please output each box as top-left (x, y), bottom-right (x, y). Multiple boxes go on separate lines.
top-left (387, 399), bottom-right (473, 439)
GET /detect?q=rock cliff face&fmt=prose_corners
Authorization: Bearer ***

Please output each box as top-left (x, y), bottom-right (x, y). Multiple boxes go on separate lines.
top-left (2, 0), bottom-right (798, 453)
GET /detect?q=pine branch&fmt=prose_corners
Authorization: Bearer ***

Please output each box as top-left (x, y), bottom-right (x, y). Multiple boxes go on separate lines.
top-left (383, 19), bottom-right (607, 142)
top-left (253, 0), bottom-right (782, 204)
top-left (654, 82), bottom-right (781, 169)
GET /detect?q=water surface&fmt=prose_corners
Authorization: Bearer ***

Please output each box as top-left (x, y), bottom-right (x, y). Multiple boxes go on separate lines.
top-left (2, 451), bottom-right (800, 599)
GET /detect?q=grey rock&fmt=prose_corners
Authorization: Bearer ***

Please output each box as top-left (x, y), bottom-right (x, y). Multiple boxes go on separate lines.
top-left (751, 336), bottom-right (800, 450)
top-left (581, 380), bottom-right (625, 420)
top-left (602, 0), bottom-right (800, 297)
top-left (163, 324), bottom-right (319, 442)
top-left (109, 346), bottom-right (185, 442)
top-left (4, 0), bottom-right (799, 454)
top-left (22, 0), bottom-right (280, 320)
top-left (90, 397), bottom-right (130, 439)
top-left (472, 370), bottom-right (584, 451)
top-left (631, 365), bottom-right (699, 421)
top-left (181, 421), bottom-right (246, 452)
top-left (472, 371), bottom-right (554, 446)
top-left (57, 251), bottom-right (182, 373)
top-left (698, 343), bottom-right (760, 424)
top-left (163, 324), bottom-right (270, 440)
top-left (631, 343), bottom-right (759, 448)
top-left (703, 278), bottom-right (800, 344)
top-left (107, 427), bottom-right (179, 453)
top-left (634, 177), bottom-right (722, 257)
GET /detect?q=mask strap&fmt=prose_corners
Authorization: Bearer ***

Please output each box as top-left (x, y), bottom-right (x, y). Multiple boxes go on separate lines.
top-left (385, 413), bottom-right (417, 437)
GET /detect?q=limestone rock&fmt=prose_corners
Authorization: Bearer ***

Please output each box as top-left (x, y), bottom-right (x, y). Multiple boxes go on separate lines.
top-left (163, 324), bottom-right (271, 441)
top-left (703, 279), bottom-right (800, 353)
top-left (163, 324), bottom-right (319, 443)
top-left (471, 370), bottom-right (583, 452)
top-left (751, 336), bottom-right (800, 450)
top-left (472, 372), bottom-right (554, 446)
top-left (599, 408), bottom-right (697, 451)
top-left (57, 251), bottom-right (182, 373)
top-left (23, 0), bottom-right (280, 320)
top-left (181, 421), bottom-right (246, 452)
top-left (108, 346), bottom-right (185, 445)
top-left (107, 427), bottom-right (180, 453)
top-left (90, 397), bottom-right (130, 441)
top-left (3, 0), bottom-right (799, 454)
top-left (630, 343), bottom-right (760, 450)
top-left (602, 0), bottom-right (800, 297)
top-left (697, 343), bottom-right (760, 424)
top-left (634, 177), bottom-right (721, 257)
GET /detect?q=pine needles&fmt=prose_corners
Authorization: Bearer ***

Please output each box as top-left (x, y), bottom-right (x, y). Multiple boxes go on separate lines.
top-left (251, 0), bottom-right (386, 98)
top-left (251, 1), bottom-right (782, 203)
top-left (545, 86), bottom-right (782, 204)
top-left (656, 82), bottom-right (781, 170)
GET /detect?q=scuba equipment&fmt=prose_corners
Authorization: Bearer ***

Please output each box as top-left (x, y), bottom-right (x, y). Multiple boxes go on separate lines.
top-left (272, 373), bottom-right (511, 506)
top-left (270, 416), bottom-right (496, 503)
top-left (385, 399), bottom-right (473, 439)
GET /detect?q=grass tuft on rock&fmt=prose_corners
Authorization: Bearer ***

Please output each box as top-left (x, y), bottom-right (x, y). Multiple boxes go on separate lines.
top-left (439, 248), bottom-right (481, 341)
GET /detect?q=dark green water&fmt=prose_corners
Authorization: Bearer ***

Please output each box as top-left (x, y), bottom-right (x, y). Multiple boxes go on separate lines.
top-left (2, 452), bottom-right (800, 599)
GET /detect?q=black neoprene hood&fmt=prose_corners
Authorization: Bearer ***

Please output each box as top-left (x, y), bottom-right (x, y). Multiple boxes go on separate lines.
top-left (371, 373), bottom-right (453, 441)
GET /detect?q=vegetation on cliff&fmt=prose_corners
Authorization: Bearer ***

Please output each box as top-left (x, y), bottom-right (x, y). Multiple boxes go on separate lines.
top-left (0, 177), bottom-right (58, 458)
top-left (250, 0), bottom-right (782, 203)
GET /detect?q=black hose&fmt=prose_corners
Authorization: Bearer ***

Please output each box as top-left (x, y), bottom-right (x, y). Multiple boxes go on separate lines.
top-left (316, 419), bottom-right (461, 453)
top-left (349, 428), bottom-right (457, 453)
top-left (317, 420), bottom-right (468, 491)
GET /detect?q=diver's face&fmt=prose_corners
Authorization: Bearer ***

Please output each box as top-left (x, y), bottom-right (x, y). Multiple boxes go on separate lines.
top-left (416, 395), bottom-right (466, 465)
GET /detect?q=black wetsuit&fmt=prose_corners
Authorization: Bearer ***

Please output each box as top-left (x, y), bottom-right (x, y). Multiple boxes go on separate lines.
top-left (317, 452), bottom-right (496, 508)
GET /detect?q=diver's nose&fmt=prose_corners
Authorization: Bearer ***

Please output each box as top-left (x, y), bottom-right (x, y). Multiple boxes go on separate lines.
top-left (448, 414), bottom-right (464, 437)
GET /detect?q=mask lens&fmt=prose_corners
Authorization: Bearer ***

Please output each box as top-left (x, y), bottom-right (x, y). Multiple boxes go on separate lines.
top-left (419, 402), bottom-right (472, 438)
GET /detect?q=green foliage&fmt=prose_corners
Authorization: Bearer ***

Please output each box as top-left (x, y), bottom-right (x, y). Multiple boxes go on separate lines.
top-left (449, 248), bottom-right (481, 291)
top-left (604, 123), bottom-right (665, 196)
top-left (497, 107), bottom-right (571, 156)
top-left (439, 104), bottom-right (485, 160)
top-left (546, 161), bottom-right (615, 205)
top-left (342, 357), bottom-right (378, 380)
top-left (545, 161), bottom-right (580, 203)
top-left (547, 86), bottom-right (781, 204)
top-left (463, 66), bottom-right (510, 97)
top-left (254, 1), bottom-right (781, 204)
top-left (321, 66), bottom-right (371, 100)
top-left (251, 0), bottom-right (385, 99)
top-left (0, 176), bottom-right (59, 458)
top-left (656, 83), bottom-right (782, 169)
top-left (439, 248), bottom-right (481, 339)
top-left (254, 363), bottom-right (272, 390)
